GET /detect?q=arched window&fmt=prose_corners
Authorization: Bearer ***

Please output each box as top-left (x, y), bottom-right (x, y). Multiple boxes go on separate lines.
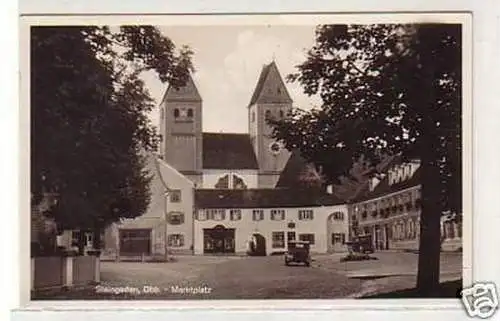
top-left (187, 108), bottom-right (193, 117)
top-left (280, 110), bottom-right (284, 118)
top-left (174, 108), bottom-right (180, 118)
top-left (331, 211), bottom-right (344, 221)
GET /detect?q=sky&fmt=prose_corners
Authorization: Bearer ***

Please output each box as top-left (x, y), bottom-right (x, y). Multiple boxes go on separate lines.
top-left (141, 25), bottom-right (322, 134)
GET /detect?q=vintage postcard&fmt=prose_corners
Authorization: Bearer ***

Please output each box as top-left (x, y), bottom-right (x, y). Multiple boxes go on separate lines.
top-left (18, 11), bottom-right (480, 315)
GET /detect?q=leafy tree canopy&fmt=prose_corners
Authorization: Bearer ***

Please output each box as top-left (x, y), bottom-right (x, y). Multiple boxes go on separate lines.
top-left (270, 24), bottom-right (461, 214)
top-left (31, 26), bottom-right (193, 230)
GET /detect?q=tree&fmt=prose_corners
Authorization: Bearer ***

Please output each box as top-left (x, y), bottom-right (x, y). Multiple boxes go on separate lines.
top-left (269, 24), bottom-right (462, 296)
top-left (31, 26), bottom-right (193, 251)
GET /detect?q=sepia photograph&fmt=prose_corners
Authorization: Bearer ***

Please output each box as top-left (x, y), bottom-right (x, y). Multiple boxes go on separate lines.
top-left (26, 15), bottom-right (470, 302)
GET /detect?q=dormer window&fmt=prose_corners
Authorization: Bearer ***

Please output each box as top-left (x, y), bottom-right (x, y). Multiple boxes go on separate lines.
top-left (277, 87), bottom-right (282, 94)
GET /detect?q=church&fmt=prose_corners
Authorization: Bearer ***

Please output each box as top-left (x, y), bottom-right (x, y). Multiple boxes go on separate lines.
top-left (99, 61), bottom-right (350, 259)
top-left (158, 60), bottom-right (294, 189)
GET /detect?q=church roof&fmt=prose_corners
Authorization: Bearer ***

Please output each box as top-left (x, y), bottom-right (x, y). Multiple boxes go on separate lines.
top-left (202, 133), bottom-right (259, 170)
top-left (195, 188), bottom-right (345, 209)
top-left (248, 61), bottom-right (293, 106)
top-left (161, 73), bottom-right (202, 103)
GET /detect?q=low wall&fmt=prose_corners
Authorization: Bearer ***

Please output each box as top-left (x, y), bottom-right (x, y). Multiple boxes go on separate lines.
top-left (33, 256), bottom-right (64, 289)
top-left (32, 255), bottom-right (100, 291)
top-left (388, 238), bottom-right (462, 252)
top-left (441, 238), bottom-right (462, 252)
top-left (73, 256), bottom-right (98, 285)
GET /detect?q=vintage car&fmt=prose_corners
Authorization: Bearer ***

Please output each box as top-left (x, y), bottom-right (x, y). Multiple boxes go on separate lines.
top-left (347, 234), bottom-right (374, 254)
top-left (284, 241), bottom-right (311, 266)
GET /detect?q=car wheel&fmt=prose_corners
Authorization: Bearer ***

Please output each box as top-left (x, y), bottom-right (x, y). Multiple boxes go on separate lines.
top-left (285, 260), bottom-right (289, 266)
top-left (305, 261), bottom-right (310, 267)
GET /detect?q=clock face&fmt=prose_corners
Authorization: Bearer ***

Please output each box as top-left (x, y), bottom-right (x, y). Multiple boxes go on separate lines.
top-left (269, 142), bottom-right (282, 155)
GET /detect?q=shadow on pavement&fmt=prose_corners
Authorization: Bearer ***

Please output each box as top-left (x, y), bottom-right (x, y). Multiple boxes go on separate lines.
top-left (360, 279), bottom-right (462, 299)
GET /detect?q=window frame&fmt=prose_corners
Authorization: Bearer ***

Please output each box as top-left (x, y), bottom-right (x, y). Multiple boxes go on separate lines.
top-left (332, 232), bottom-right (345, 245)
top-left (197, 210), bottom-right (208, 221)
top-left (298, 233), bottom-right (315, 245)
top-left (208, 209), bottom-right (226, 221)
top-left (270, 209), bottom-right (285, 221)
top-left (298, 209), bottom-right (314, 220)
top-left (229, 209), bottom-right (242, 221)
top-left (169, 190), bottom-right (182, 203)
top-left (272, 231), bottom-right (285, 249)
top-left (168, 212), bottom-right (185, 225)
top-left (252, 209), bottom-right (264, 221)
top-left (167, 234), bottom-right (185, 247)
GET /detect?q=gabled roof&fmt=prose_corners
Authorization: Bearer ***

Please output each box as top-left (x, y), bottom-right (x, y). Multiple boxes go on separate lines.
top-left (195, 188), bottom-right (345, 209)
top-left (161, 73), bottom-right (202, 103)
top-left (276, 151), bottom-right (320, 188)
top-left (202, 133), bottom-right (259, 170)
top-left (353, 163), bottom-right (421, 203)
top-left (347, 155), bottom-right (403, 201)
top-left (248, 61), bottom-right (293, 106)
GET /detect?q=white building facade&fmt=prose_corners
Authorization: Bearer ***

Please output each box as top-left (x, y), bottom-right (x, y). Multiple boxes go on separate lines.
top-left (102, 154), bottom-right (196, 259)
top-left (193, 189), bottom-right (349, 255)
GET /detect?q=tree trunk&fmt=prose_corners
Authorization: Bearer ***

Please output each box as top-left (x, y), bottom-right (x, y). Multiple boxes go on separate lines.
top-left (414, 24), bottom-right (445, 296)
top-left (78, 230), bottom-right (86, 256)
top-left (416, 157), bottom-right (443, 296)
top-left (92, 227), bottom-right (102, 250)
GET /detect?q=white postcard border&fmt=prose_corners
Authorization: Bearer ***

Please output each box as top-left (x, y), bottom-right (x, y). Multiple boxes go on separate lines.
top-left (6, 1), bottom-right (499, 320)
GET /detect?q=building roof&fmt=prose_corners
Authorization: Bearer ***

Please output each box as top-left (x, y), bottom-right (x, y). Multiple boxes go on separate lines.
top-left (195, 188), bottom-right (345, 209)
top-left (161, 73), bottom-right (202, 103)
top-left (275, 151), bottom-right (322, 188)
top-left (248, 61), bottom-right (293, 106)
top-left (346, 155), bottom-right (403, 201)
top-left (202, 133), bottom-right (259, 170)
top-left (353, 165), bottom-right (421, 203)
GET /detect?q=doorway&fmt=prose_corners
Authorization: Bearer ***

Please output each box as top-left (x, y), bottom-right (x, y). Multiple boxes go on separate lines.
top-left (203, 225), bottom-right (235, 254)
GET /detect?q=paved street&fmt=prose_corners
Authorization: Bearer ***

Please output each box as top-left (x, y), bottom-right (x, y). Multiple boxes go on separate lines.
top-left (33, 251), bottom-right (462, 300)
top-left (97, 255), bottom-right (364, 299)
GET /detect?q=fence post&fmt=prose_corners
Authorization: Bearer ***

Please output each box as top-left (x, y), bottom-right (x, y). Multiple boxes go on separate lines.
top-left (31, 258), bottom-right (35, 291)
top-left (64, 256), bottom-right (74, 287)
top-left (94, 256), bottom-right (100, 283)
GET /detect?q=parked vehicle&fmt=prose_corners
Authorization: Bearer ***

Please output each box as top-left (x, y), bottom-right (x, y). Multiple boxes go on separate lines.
top-left (347, 234), bottom-right (374, 254)
top-left (284, 241), bottom-right (311, 266)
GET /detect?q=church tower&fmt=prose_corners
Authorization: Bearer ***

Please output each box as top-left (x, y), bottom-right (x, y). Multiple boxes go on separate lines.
top-left (159, 74), bottom-right (203, 186)
top-left (248, 61), bottom-right (293, 188)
